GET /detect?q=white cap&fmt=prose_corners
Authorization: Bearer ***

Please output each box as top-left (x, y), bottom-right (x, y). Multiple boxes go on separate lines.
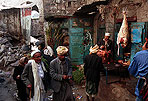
top-left (31, 50), bottom-right (40, 57)
top-left (105, 33), bottom-right (110, 36)
top-left (56, 46), bottom-right (68, 55)
top-left (44, 46), bottom-right (53, 56)
top-left (89, 44), bottom-right (99, 54)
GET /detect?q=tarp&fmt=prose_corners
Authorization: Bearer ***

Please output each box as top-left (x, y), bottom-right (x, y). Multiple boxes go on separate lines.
top-left (30, 36), bottom-right (39, 51)
top-left (31, 10), bottom-right (40, 19)
top-left (0, 0), bottom-right (35, 11)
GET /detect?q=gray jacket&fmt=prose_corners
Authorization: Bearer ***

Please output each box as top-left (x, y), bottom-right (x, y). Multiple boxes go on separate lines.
top-left (21, 62), bottom-right (48, 97)
top-left (21, 62), bottom-right (34, 97)
top-left (50, 57), bottom-right (72, 93)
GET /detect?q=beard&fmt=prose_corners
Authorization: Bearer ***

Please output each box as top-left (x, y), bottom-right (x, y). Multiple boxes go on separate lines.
top-left (59, 58), bottom-right (65, 61)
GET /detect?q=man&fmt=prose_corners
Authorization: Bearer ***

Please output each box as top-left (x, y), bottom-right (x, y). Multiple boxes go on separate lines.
top-left (22, 50), bottom-right (48, 101)
top-left (36, 40), bottom-right (54, 90)
top-left (50, 46), bottom-right (74, 101)
top-left (98, 33), bottom-right (112, 52)
top-left (128, 41), bottom-right (148, 101)
top-left (98, 32), bottom-right (113, 63)
top-left (13, 57), bottom-right (28, 101)
top-left (84, 44), bottom-right (104, 101)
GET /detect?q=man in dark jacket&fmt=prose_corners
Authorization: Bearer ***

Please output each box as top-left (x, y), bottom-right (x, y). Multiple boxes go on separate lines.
top-left (84, 44), bottom-right (104, 101)
top-left (22, 50), bottom-right (48, 101)
top-left (98, 32), bottom-right (113, 64)
top-left (13, 57), bottom-right (28, 101)
top-left (50, 46), bottom-right (74, 101)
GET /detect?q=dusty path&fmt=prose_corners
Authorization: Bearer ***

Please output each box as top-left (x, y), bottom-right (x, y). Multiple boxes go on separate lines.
top-left (0, 83), bottom-right (16, 101)
top-left (0, 70), bottom-right (16, 101)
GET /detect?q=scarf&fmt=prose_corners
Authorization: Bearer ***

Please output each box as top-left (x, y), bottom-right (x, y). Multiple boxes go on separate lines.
top-left (31, 60), bottom-right (45, 101)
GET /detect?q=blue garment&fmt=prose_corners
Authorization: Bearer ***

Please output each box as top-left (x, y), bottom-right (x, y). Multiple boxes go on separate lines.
top-left (128, 50), bottom-right (148, 97)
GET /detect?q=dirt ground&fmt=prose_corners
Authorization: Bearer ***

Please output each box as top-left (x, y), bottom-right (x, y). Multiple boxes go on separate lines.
top-left (0, 81), bottom-right (16, 101)
top-left (0, 68), bottom-right (137, 101)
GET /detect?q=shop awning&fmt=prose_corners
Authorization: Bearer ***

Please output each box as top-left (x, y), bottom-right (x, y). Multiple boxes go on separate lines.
top-left (74, 0), bottom-right (109, 16)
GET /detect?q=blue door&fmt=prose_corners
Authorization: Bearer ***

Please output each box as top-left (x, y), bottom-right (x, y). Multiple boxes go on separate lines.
top-left (69, 28), bottom-right (84, 65)
top-left (69, 18), bottom-right (93, 65)
top-left (130, 22), bottom-right (145, 61)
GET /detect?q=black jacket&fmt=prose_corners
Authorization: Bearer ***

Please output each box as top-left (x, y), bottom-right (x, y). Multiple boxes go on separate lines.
top-left (84, 54), bottom-right (104, 83)
top-left (98, 39), bottom-right (113, 51)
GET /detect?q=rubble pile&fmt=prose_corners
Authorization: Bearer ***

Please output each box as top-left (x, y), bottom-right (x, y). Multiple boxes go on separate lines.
top-left (0, 31), bottom-right (25, 70)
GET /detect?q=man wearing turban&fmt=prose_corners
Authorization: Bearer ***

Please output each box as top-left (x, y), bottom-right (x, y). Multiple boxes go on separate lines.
top-left (22, 50), bottom-right (48, 101)
top-left (84, 45), bottom-right (104, 101)
top-left (98, 32), bottom-right (113, 63)
top-left (50, 46), bottom-right (74, 101)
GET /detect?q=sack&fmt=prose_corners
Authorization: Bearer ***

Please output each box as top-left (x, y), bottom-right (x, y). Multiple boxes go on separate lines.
top-left (140, 78), bottom-right (148, 100)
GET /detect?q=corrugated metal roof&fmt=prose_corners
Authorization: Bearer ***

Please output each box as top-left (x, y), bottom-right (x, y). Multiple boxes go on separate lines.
top-left (74, 0), bottom-right (109, 16)
top-left (86, 0), bottom-right (107, 5)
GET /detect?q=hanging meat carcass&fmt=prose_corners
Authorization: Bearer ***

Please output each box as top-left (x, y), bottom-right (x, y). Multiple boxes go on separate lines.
top-left (117, 10), bottom-right (129, 55)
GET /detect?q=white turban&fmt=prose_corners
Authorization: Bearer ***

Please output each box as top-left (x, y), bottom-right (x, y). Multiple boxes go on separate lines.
top-left (44, 46), bottom-right (53, 56)
top-left (31, 50), bottom-right (40, 57)
top-left (105, 33), bottom-right (110, 36)
top-left (56, 46), bottom-right (68, 55)
top-left (89, 44), bottom-right (99, 54)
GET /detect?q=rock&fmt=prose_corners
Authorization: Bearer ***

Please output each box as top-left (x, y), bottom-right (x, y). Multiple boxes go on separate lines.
top-left (0, 78), bottom-right (5, 83)
top-left (22, 45), bottom-right (31, 51)
top-left (0, 37), bottom-right (9, 44)
top-left (10, 60), bottom-right (19, 67)
top-left (0, 45), bottom-right (6, 55)
top-left (0, 56), bottom-right (7, 67)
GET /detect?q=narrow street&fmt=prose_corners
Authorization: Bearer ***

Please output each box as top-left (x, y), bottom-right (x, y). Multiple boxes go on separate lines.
top-left (0, 68), bottom-right (138, 101)
top-left (0, 70), bottom-right (16, 101)
top-left (0, 0), bottom-right (148, 101)
top-left (0, 83), bottom-right (15, 101)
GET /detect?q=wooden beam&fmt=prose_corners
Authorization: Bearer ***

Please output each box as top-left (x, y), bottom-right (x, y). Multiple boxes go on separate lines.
top-left (93, 13), bottom-right (100, 44)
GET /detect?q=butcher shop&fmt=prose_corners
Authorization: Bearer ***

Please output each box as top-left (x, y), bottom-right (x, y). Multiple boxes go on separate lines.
top-left (97, 0), bottom-right (148, 65)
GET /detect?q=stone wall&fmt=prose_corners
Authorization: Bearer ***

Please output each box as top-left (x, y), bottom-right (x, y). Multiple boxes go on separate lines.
top-left (102, 0), bottom-right (148, 39)
top-left (31, 19), bottom-right (41, 37)
top-left (0, 9), bottom-right (22, 40)
top-left (43, 0), bottom-right (87, 18)
top-left (31, 0), bottom-right (45, 38)
top-left (137, 2), bottom-right (148, 22)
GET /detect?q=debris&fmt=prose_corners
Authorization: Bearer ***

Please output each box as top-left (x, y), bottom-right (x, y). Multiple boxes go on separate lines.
top-left (47, 94), bottom-right (53, 101)
top-left (0, 78), bottom-right (5, 83)
top-left (0, 31), bottom-right (25, 69)
top-left (76, 96), bottom-right (83, 99)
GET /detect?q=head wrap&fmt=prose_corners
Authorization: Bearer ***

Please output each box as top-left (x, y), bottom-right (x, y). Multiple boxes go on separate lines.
top-left (56, 46), bottom-right (68, 55)
top-left (105, 33), bottom-right (110, 36)
top-left (31, 50), bottom-right (40, 57)
top-left (89, 44), bottom-right (99, 54)
top-left (19, 57), bottom-right (28, 66)
top-left (44, 46), bottom-right (53, 56)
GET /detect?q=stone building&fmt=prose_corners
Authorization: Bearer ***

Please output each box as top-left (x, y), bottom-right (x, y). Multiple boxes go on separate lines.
top-left (96, 0), bottom-right (148, 61)
top-left (43, 0), bottom-right (109, 64)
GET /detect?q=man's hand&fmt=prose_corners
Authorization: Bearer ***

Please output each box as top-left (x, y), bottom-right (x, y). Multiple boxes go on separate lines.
top-left (100, 45), bottom-right (105, 50)
top-left (16, 75), bottom-right (20, 79)
top-left (68, 76), bottom-right (72, 79)
top-left (108, 50), bottom-right (111, 54)
top-left (62, 75), bottom-right (68, 79)
top-left (27, 84), bottom-right (32, 89)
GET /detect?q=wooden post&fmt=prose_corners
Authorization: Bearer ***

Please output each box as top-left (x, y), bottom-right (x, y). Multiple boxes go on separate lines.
top-left (93, 13), bottom-right (100, 44)
top-left (113, 13), bottom-right (116, 61)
